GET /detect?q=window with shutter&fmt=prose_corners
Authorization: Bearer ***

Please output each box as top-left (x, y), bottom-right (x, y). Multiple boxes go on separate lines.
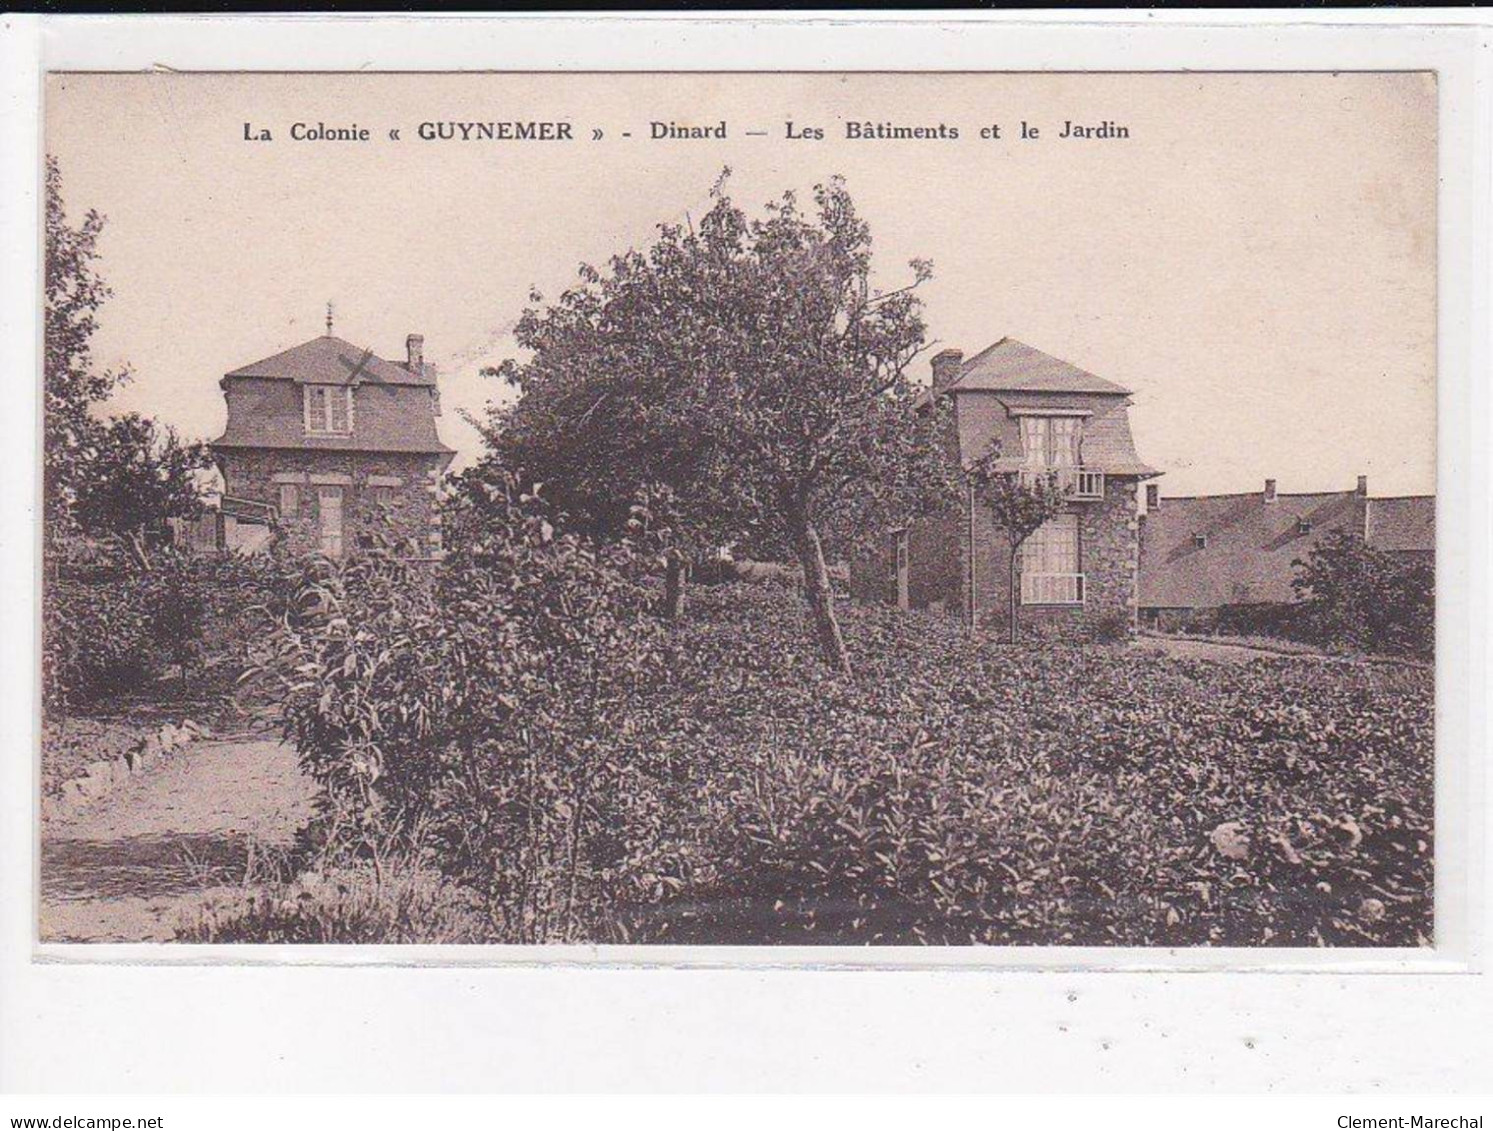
top-left (1048, 417), bottom-right (1079, 468)
top-left (1019, 417), bottom-right (1047, 469)
top-left (329, 388), bottom-right (349, 432)
top-left (305, 387), bottom-right (327, 432)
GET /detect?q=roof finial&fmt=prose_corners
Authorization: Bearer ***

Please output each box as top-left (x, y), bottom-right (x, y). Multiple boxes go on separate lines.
top-left (325, 301), bottom-right (334, 337)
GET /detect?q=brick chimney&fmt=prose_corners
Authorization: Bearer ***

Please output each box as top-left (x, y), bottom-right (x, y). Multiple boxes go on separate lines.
top-left (1145, 483), bottom-right (1159, 509)
top-left (1264, 478), bottom-right (1277, 504)
top-left (930, 348), bottom-right (964, 393)
top-left (1356, 474), bottom-right (1368, 497)
top-left (406, 333), bottom-right (425, 374)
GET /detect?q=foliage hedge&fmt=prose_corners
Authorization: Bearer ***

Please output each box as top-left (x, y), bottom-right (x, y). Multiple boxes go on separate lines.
top-left (616, 587), bottom-right (1431, 947)
top-left (1165, 533), bottom-right (1434, 659)
top-left (254, 547), bottom-right (1432, 946)
top-left (43, 546), bottom-right (295, 713)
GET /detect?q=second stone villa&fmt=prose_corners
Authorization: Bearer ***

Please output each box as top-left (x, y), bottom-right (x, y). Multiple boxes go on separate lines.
top-left (851, 337), bottom-right (1158, 638)
top-left (851, 337), bottom-right (1433, 637)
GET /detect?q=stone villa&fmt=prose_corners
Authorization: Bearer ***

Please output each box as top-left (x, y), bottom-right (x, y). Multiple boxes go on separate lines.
top-left (204, 329), bottom-right (455, 557)
top-left (852, 338), bottom-right (1159, 638)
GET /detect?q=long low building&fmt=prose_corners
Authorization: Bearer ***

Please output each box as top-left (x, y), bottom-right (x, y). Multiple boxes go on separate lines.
top-left (1137, 476), bottom-right (1433, 626)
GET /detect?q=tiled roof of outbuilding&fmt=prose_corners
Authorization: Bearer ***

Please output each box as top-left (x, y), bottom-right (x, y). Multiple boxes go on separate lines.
top-left (1365, 495), bottom-right (1435, 554)
top-left (1137, 483), bottom-right (1442, 609)
top-left (1139, 490), bottom-right (1364, 608)
top-left (1140, 486), bottom-right (1436, 609)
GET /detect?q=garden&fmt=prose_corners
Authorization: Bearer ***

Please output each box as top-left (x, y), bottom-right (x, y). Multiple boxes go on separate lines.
top-left (183, 534), bottom-right (1433, 948)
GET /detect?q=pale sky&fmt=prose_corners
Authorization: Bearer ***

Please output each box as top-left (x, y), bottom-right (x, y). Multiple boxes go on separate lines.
top-left (45, 71), bottom-right (1437, 498)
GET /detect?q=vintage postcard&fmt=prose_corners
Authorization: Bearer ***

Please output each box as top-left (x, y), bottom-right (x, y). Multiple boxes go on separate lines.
top-left (37, 69), bottom-right (1438, 951)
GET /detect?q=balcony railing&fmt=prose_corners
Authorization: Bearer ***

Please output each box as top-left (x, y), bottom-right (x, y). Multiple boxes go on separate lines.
top-left (1021, 572), bottom-right (1086, 606)
top-left (1017, 467), bottom-right (1105, 501)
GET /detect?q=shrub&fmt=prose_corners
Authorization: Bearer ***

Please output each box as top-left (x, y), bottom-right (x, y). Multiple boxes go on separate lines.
top-left (43, 544), bottom-right (297, 712)
top-left (1211, 601), bottom-right (1302, 642)
top-left (1089, 609), bottom-right (1134, 644)
top-left (43, 573), bottom-right (154, 709)
top-left (1293, 531), bottom-right (1434, 656)
top-left (177, 857), bottom-right (483, 944)
top-left (256, 471), bottom-right (672, 942)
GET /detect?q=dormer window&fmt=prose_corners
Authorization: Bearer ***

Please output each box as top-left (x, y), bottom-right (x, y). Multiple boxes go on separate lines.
top-left (1193, 533), bottom-right (1208, 549)
top-left (1017, 413), bottom-right (1083, 469)
top-left (1296, 518), bottom-right (1313, 535)
top-left (305, 385), bottom-right (353, 436)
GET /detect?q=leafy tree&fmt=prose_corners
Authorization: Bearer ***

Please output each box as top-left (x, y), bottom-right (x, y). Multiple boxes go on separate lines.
top-left (486, 173), bottom-right (959, 673)
top-left (1291, 530), bottom-right (1434, 655)
top-left (71, 413), bottom-right (211, 567)
top-left (969, 454), bottom-right (1070, 644)
top-left (481, 187), bottom-right (764, 620)
top-left (45, 159), bottom-right (210, 567)
top-left (44, 156), bottom-right (130, 541)
top-left (41, 160), bottom-right (217, 710)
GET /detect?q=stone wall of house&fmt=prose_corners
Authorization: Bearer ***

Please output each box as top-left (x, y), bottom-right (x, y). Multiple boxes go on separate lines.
top-left (967, 476), bottom-right (1140, 640)
top-left (218, 448), bottom-right (444, 557)
top-left (1078, 476), bottom-right (1141, 636)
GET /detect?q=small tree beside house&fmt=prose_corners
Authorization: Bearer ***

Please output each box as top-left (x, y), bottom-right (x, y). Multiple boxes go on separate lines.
top-left (72, 413), bottom-right (211, 569)
top-left (969, 452), bottom-right (1071, 644)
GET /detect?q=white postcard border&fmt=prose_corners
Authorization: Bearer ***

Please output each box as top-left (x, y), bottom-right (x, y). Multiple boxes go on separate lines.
top-left (2, 11), bottom-right (1489, 1093)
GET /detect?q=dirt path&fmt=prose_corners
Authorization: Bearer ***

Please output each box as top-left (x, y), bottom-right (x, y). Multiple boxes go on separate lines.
top-left (1133, 635), bottom-right (1316, 665)
top-left (1134, 634), bottom-right (1430, 669)
top-left (40, 736), bottom-right (317, 943)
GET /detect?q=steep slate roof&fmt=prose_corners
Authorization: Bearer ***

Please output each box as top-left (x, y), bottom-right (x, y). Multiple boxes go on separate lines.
top-left (935, 339), bottom-right (1156, 476)
top-left (945, 337), bottom-right (1133, 396)
top-left (211, 334), bottom-right (453, 456)
top-left (225, 335), bottom-right (436, 388)
top-left (1366, 495), bottom-right (1435, 554)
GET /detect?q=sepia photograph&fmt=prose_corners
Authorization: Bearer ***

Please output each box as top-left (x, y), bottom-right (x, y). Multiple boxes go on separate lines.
top-left (37, 70), bottom-right (1437, 950)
